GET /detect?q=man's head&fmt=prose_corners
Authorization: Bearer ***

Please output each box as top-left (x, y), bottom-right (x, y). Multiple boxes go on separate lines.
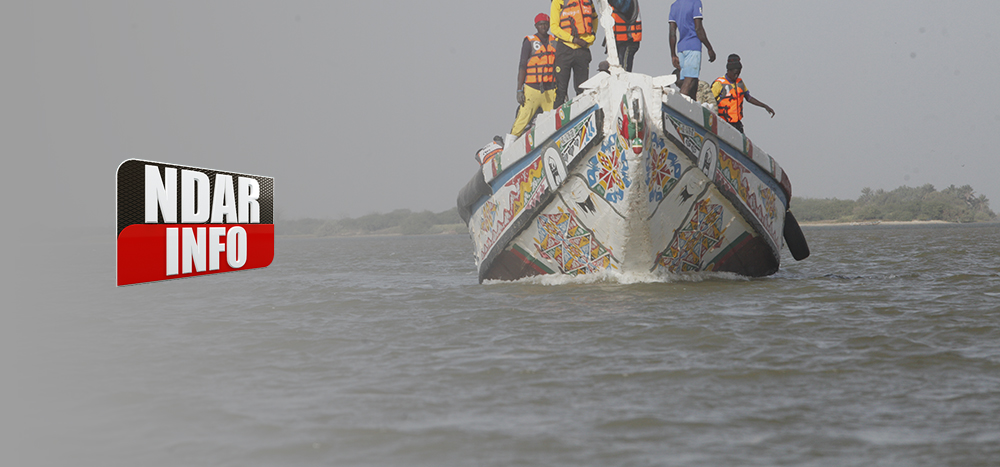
top-left (535, 13), bottom-right (549, 36)
top-left (726, 53), bottom-right (742, 79)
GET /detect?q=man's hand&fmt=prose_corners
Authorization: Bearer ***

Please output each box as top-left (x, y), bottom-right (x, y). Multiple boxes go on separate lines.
top-left (707, 48), bottom-right (716, 63)
top-left (572, 36), bottom-right (588, 48)
top-left (748, 94), bottom-right (775, 118)
top-left (671, 55), bottom-right (680, 69)
top-left (516, 89), bottom-right (526, 106)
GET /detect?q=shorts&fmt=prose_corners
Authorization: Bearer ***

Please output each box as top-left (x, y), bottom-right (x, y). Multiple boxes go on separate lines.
top-left (678, 50), bottom-right (701, 79)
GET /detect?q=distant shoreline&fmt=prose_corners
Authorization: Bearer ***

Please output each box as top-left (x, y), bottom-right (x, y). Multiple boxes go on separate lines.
top-left (275, 220), bottom-right (997, 238)
top-left (276, 227), bottom-right (465, 239)
top-left (799, 220), bottom-right (955, 227)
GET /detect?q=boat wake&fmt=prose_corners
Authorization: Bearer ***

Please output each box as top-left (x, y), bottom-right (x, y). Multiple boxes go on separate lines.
top-left (484, 269), bottom-right (749, 286)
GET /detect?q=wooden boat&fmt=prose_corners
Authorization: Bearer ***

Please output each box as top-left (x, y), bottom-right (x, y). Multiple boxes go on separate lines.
top-left (457, 3), bottom-right (809, 283)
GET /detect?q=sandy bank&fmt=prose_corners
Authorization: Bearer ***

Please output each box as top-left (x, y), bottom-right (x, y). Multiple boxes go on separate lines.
top-left (799, 220), bottom-right (954, 227)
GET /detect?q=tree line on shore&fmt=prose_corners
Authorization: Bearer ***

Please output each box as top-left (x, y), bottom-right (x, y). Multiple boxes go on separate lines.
top-left (276, 184), bottom-right (995, 237)
top-left (276, 208), bottom-right (464, 237)
top-left (792, 184), bottom-right (996, 223)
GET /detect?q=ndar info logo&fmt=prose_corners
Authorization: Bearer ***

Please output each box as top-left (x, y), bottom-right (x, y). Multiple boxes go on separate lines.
top-left (116, 159), bottom-right (275, 286)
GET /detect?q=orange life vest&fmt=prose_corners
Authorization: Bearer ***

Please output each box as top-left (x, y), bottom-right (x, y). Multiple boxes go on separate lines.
top-left (612, 10), bottom-right (641, 42)
top-left (525, 35), bottom-right (556, 85)
top-left (558, 0), bottom-right (596, 38)
top-left (714, 76), bottom-right (747, 123)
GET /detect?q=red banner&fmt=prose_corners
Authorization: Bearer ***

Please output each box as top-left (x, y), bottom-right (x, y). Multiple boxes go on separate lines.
top-left (117, 224), bottom-right (274, 286)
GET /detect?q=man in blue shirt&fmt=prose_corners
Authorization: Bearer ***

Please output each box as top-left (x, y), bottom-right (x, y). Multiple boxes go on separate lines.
top-left (669, 0), bottom-right (716, 100)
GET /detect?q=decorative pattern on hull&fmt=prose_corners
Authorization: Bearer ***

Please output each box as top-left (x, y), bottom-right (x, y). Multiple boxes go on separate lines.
top-left (584, 93), bottom-right (648, 206)
top-left (666, 114), bottom-right (706, 161)
top-left (645, 132), bottom-right (682, 203)
top-left (535, 207), bottom-right (614, 275)
top-left (586, 135), bottom-right (631, 204)
top-left (656, 198), bottom-right (727, 273)
top-left (663, 107), bottom-right (786, 254)
top-left (715, 151), bottom-right (780, 242)
top-left (473, 158), bottom-right (547, 264)
top-left (469, 106), bottom-right (603, 279)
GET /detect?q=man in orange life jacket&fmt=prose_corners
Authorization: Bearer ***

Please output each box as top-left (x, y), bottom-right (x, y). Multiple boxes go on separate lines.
top-left (512, 13), bottom-right (558, 137)
top-left (711, 54), bottom-right (775, 134)
top-left (607, 0), bottom-right (642, 72)
top-left (551, 0), bottom-right (599, 106)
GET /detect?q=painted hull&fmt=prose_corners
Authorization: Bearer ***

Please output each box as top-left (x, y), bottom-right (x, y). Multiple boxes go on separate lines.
top-left (459, 71), bottom-right (801, 283)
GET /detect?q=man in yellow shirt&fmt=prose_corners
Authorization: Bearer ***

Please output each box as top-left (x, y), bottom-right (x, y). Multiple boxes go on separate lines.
top-left (550, 0), bottom-right (599, 106)
top-left (511, 14), bottom-right (557, 137)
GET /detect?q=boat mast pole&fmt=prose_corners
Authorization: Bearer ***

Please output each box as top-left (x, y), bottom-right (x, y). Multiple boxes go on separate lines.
top-left (593, 0), bottom-right (620, 70)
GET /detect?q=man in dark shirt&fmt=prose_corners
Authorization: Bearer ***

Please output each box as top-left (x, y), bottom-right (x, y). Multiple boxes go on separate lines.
top-left (608, 0), bottom-right (642, 72)
top-left (551, 0), bottom-right (598, 106)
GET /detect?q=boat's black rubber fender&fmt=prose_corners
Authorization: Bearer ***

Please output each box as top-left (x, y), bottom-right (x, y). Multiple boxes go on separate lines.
top-left (457, 170), bottom-right (492, 225)
top-left (783, 210), bottom-right (810, 261)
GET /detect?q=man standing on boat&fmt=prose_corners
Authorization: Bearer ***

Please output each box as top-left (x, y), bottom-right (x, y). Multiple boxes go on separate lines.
top-left (669, 0), bottom-right (716, 100)
top-left (551, 0), bottom-right (599, 106)
top-left (711, 54), bottom-right (775, 134)
top-left (511, 14), bottom-right (558, 137)
top-left (608, 0), bottom-right (642, 72)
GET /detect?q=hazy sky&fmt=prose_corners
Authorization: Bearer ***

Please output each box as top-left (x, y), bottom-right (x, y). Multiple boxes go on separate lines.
top-left (4, 3), bottom-right (999, 462)
top-left (10, 0), bottom-right (1000, 227)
